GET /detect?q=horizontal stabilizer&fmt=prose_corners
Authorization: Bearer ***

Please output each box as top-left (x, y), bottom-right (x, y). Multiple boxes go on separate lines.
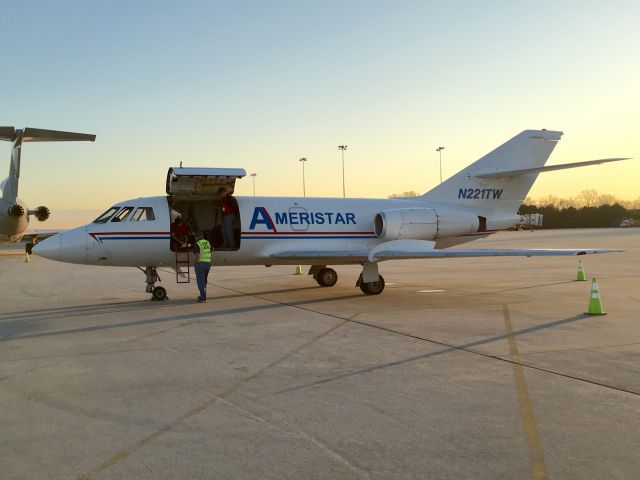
top-left (474, 157), bottom-right (631, 178)
top-left (1, 126), bottom-right (96, 203)
top-left (0, 127), bottom-right (17, 141)
top-left (0, 126), bottom-right (96, 143)
top-left (368, 240), bottom-right (622, 262)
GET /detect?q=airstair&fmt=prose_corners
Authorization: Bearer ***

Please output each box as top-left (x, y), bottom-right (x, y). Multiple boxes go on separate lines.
top-left (175, 248), bottom-right (191, 283)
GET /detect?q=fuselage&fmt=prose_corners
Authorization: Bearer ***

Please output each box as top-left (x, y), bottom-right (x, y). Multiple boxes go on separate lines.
top-left (33, 195), bottom-right (516, 267)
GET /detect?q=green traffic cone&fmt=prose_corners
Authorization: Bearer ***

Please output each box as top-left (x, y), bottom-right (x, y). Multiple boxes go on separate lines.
top-left (294, 265), bottom-right (303, 275)
top-left (586, 278), bottom-right (605, 315)
top-left (576, 259), bottom-right (586, 281)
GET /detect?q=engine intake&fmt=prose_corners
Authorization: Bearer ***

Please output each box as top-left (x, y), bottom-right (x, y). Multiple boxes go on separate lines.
top-left (7, 204), bottom-right (25, 218)
top-left (374, 208), bottom-right (480, 240)
top-left (31, 206), bottom-right (50, 222)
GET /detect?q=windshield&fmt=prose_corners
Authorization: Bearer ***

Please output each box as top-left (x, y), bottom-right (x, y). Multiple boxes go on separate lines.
top-left (93, 207), bottom-right (119, 224)
top-left (111, 207), bottom-right (134, 222)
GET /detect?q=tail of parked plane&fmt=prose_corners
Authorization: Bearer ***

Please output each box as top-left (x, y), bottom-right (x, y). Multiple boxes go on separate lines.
top-left (0, 127), bottom-right (96, 203)
top-left (422, 129), bottom-right (630, 216)
top-left (422, 129), bottom-right (563, 214)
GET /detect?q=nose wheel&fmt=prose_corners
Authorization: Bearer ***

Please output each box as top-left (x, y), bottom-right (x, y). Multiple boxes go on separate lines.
top-left (140, 266), bottom-right (169, 301)
top-left (151, 286), bottom-right (168, 301)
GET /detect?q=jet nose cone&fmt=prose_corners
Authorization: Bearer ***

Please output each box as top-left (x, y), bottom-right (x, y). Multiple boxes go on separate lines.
top-left (32, 227), bottom-right (87, 264)
top-left (32, 234), bottom-right (62, 261)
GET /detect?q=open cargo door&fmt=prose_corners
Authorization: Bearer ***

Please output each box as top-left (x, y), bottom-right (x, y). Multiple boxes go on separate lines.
top-left (166, 167), bottom-right (246, 197)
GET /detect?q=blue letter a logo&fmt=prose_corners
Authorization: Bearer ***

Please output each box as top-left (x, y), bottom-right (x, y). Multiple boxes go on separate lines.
top-left (249, 207), bottom-right (276, 231)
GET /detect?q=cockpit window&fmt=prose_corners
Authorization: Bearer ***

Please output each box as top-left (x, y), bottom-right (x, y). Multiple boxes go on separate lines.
top-left (93, 207), bottom-right (119, 224)
top-left (131, 207), bottom-right (156, 222)
top-left (111, 207), bottom-right (134, 222)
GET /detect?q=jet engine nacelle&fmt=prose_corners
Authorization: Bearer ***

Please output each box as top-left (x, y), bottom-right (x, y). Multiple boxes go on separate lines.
top-left (7, 203), bottom-right (25, 218)
top-left (29, 206), bottom-right (50, 222)
top-left (374, 208), bottom-right (480, 240)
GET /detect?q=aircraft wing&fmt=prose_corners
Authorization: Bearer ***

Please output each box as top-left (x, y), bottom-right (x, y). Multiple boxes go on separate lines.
top-left (271, 240), bottom-right (622, 263)
top-left (22, 230), bottom-right (63, 243)
top-left (367, 240), bottom-right (622, 262)
top-left (271, 250), bottom-right (370, 262)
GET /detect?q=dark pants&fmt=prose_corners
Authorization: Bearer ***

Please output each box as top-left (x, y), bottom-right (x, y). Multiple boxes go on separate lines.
top-left (222, 214), bottom-right (236, 248)
top-left (195, 261), bottom-right (211, 300)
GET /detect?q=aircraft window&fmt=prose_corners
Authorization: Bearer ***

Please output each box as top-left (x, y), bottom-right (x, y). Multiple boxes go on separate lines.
top-left (93, 207), bottom-right (119, 224)
top-left (131, 207), bottom-right (156, 222)
top-left (111, 207), bottom-right (134, 222)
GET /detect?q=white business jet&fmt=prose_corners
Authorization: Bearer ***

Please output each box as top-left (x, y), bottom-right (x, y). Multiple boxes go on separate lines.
top-left (33, 129), bottom-right (628, 299)
top-left (0, 127), bottom-right (95, 245)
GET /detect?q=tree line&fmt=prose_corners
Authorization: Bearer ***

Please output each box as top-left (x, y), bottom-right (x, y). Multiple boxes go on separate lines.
top-left (520, 190), bottom-right (639, 228)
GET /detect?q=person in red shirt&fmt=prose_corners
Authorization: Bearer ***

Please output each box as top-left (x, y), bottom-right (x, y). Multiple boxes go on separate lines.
top-left (170, 216), bottom-right (190, 250)
top-left (218, 188), bottom-right (238, 248)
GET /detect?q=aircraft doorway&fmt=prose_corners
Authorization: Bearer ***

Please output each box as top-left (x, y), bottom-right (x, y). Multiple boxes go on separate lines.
top-left (166, 167), bottom-right (246, 252)
top-left (169, 199), bottom-right (241, 251)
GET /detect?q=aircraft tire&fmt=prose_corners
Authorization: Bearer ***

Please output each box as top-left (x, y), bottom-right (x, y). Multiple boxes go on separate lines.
top-left (315, 268), bottom-right (338, 287)
top-left (151, 286), bottom-right (168, 301)
top-left (359, 275), bottom-right (385, 295)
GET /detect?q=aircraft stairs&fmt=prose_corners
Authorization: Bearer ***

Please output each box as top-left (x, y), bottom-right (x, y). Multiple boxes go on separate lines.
top-left (175, 248), bottom-right (191, 283)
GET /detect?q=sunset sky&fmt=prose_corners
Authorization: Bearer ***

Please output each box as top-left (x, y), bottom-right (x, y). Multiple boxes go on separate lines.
top-left (2, 1), bottom-right (639, 227)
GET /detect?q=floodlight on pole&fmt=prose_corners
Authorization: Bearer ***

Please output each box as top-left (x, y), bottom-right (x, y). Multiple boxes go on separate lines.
top-left (436, 146), bottom-right (445, 184)
top-left (299, 157), bottom-right (307, 197)
top-left (250, 173), bottom-right (257, 196)
top-left (338, 145), bottom-right (347, 197)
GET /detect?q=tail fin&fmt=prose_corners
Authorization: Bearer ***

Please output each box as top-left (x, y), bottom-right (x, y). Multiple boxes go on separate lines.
top-left (1, 127), bottom-right (96, 202)
top-left (423, 129), bottom-right (562, 214)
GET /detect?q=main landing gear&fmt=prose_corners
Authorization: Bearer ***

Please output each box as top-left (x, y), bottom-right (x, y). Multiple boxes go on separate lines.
top-left (314, 267), bottom-right (338, 287)
top-left (356, 261), bottom-right (385, 295)
top-left (308, 263), bottom-right (386, 295)
top-left (140, 266), bottom-right (168, 301)
top-left (357, 274), bottom-right (386, 295)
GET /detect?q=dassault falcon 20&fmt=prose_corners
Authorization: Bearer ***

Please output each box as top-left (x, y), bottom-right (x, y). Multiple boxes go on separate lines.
top-left (33, 129), bottom-right (629, 299)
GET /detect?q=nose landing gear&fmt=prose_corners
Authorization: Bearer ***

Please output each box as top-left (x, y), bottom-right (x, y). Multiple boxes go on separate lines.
top-left (139, 266), bottom-right (168, 301)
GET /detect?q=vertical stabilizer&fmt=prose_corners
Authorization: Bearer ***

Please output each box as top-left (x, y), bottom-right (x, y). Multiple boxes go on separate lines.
top-left (2, 135), bottom-right (22, 202)
top-left (422, 130), bottom-right (562, 214)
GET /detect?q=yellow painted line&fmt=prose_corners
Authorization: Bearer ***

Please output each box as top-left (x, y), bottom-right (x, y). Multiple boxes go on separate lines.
top-left (502, 304), bottom-right (549, 480)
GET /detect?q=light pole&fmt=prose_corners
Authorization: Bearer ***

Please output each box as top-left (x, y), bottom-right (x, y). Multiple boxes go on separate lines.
top-left (250, 173), bottom-right (257, 196)
top-left (436, 146), bottom-right (445, 184)
top-left (299, 157), bottom-right (307, 197)
top-left (338, 145), bottom-right (347, 197)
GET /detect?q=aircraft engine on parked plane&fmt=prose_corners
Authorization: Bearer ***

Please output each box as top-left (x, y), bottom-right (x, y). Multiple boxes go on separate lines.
top-left (30, 206), bottom-right (50, 222)
top-left (374, 208), bottom-right (480, 240)
top-left (7, 203), bottom-right (25, 218)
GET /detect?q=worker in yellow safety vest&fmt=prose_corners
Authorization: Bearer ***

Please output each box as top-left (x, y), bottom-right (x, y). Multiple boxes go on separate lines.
top-left (192, 231), bottom-right (212, 303)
